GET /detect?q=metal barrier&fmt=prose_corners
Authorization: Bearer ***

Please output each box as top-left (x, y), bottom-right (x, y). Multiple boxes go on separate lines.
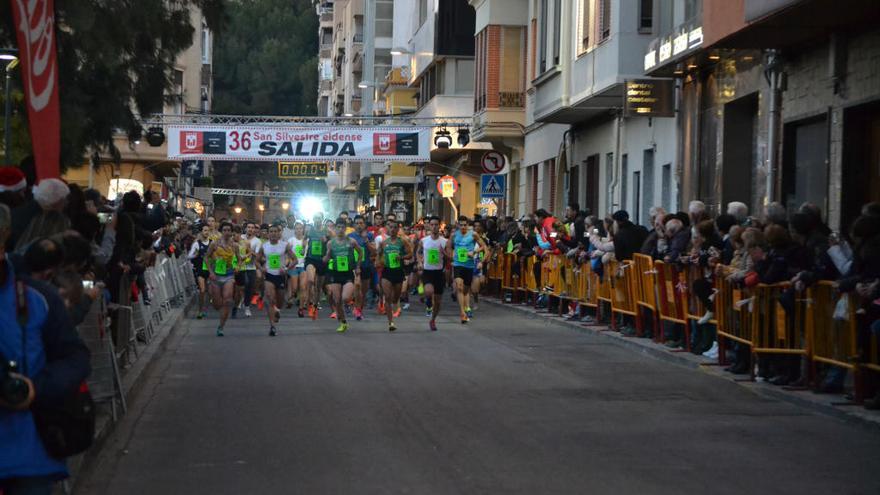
top-left (78, 296), bottom-right (126, 420)
top-left (609, 261), bottom-right (638, 331)
top-left (751, 284), bottom-right (810, 358)
top-left (715, 275), bottom-right (755, 362)
top-left (632, 254), bottom-right (660, 341)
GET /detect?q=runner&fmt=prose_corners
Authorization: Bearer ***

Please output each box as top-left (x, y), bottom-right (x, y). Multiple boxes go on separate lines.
top-left (241, 222), bottom-right (262, 317)
top-left (287, 221), bottom-right (308, 317)
top-left (257, 224), bottom-right (296, 336)
top-left (305, 213), bottom-right (328, 320)
top-left (447, 216), bottom-right (486, 324)
top-left (231, 224), bottom-right (253, 319)
top-left (205, 222), bottom-right (240, 336)
top-left (470, 219), bottom-right (489, 311)
top-left (419, 216), bottom-right (447, 331)
top-left (188, 223), bottom-right (212, 319)
top-left (376, 219), bottom-right (413, 332)
top-left (322, 219), bottom-right (362, 333)
top-left (206, 216), bottom-right (220, 241)
top-left (349, 215), bottom-right (376, 321)
top-left (373, 219), bottom-right (388, 315)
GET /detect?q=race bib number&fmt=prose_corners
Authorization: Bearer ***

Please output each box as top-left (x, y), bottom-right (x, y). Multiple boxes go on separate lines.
top-left (388, 252), bottom-right (401, 269)
top-left (232, 256), bottom-right (239, 270)
top-left (456, 247), bottom-right (469, 263)
top-left (215, 259), bottom-right (228, 275)
top-left (201, 260), bottom-right (207, 270)
top-left (268, 253), bottom-right (282, 270)
top-left (426, 248), bottom-right (440, 265)
top-left (506, 239), bottom-right (514, 254)
top-left (354, 249), bottom-right (361, 263)
top-left (336, 256), bottom-right (349, 272)
top-left (294, 244), bottom-right (305, 258)
top-left (311, 240), bottom-right (323, 255)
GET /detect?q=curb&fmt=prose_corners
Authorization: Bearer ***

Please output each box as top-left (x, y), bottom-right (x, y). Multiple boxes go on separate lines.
top-left (483, 296), bottom-right (880, 432)
top-left (66, 296), bottom-right (196, 492)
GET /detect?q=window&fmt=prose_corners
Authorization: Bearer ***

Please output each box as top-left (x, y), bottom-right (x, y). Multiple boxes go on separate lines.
top-left (200, 21), bottom-right (210, 64)
top-left (552, 0), bottom-right (561, 65)
top-left (577, 0), bottom-right (591, 55)
top-left (539, 0), bottom-right (548, 73)
top-left (419, 0), bottom-right (429, 27)
top-left (171, 69), bottom-right (184, 114)
top-left (643, 149), bottom-right (655, 225)
top-left (599, 0), bottom-right (611, 42)
top-left (418, 62), bottom-right (444, 107)
top-left (320, 60), bottom-right (333, 80)
top-left (621, 154), bottom-right (628, 212)
top-left (662, 163), bottom-right (672, 212)
top-left (639, 0), bottom-right (653, 33)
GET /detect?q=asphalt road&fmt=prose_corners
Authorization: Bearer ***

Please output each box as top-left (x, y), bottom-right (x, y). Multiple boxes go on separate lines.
top-left (75, 300), bottom-right (880, 495)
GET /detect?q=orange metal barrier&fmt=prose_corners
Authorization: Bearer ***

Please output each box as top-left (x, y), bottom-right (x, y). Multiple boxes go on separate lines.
top-left (751, 284), bottom-right (810, 362)
top-left (654, 261), bottom-right (687, 325)
top-left (683, 263), bottom-right (717, 325)
top-left (609, 260), bottom-right (637, 319)
top-left (809, 281), bottom-right (861, 392)
top-left (715, 275), bottom-right (755, 349)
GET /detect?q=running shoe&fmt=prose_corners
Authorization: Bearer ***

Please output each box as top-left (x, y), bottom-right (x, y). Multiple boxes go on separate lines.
top-left (466, 307), bottom-right (473, 319)
top-left (389, 322), bottom-right (397, 332)
top-left (378, 302), bottom-right (386, 315)
top-left (425, 306), bottom-right (432, 317)
top-left (257, 298), bottom-right (265, 310)
top-left (245, 307), bottom-right (252, 318)
top-left (429, 320), bottom-right (437, 332)
top-left (196, 311), bottom-right (204, 320)
top-left (393, 307), bottom-right (401, 318)
top-left (251, 295), bottom-right (260, 306)
top-left (336, 322), bottom-right (349, 333)
top-left (269, 326), bottom-right (277, 337)
top-left (330, 312), bottom-right (337, 319)
top-left (460, 314), bottom-right (469, 325)
top-left (402, 302), bottom-right (410, 310)
top-left (354, 307), bottom-right (363, 321)
top-left (216, 327), bottom-right (224, 337)
top-left (298, 307), bottom-right (305, 318)
top-left (309, 304), bottom-right (317, 320)
top-left (275, 308), bottom-right (282, 322)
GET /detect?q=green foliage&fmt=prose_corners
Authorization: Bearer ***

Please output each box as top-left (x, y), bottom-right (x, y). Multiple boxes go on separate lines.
top-left (0, 0), bottom-right (226, 170)
top-left (212, 0), bottom-right (318, 116)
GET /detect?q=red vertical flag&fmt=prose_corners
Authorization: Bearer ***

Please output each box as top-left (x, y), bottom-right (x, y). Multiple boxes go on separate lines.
top-left (10, 0), bottom-right (61, 180)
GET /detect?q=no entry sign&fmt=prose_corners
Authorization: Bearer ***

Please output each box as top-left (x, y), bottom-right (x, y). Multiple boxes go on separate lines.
top-left (481, 151), bottom-right (506, 174)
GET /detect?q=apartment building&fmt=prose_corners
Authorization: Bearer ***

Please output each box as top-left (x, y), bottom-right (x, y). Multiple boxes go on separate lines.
top-left (316, 1), bottom-right (335, 116)
top-left (525, 0), bottom-right (677, 225)
top-left (645, 0), bottom-right (880, 230)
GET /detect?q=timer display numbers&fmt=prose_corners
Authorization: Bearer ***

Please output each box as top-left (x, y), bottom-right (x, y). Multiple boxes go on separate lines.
top-left (278, 162), bottom-right (329, 179)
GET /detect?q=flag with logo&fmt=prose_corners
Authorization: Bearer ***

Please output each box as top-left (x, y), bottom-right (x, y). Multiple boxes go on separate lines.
top-left (10, 0), bottom-right (61, 180)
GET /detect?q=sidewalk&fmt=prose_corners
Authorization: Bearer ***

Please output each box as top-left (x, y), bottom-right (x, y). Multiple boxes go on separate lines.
top-left (483, 296), bottom-right (880, 431)
top-left (64, 296), bottom-right (195, 493)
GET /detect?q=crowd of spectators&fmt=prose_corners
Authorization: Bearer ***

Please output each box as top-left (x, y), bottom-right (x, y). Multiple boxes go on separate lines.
top-left (487, 198), bottom-right (880, 410)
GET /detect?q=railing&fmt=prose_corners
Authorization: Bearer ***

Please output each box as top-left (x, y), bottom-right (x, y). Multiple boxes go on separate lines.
top-left (82, 254), bottom-right (196, 424)
top-left (485, 252), bottom-right (877, 400)
top-left (499, 91), bottom-right (525, 108)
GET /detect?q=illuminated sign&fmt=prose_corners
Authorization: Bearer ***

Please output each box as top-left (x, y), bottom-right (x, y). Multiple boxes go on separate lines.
top-left (278, 162), bottom-right (329, 179)
top-left (658, 40), bottom-right (672, 62)
top-left (688, 27), bottom-right (703, 49)
top-left (673, 31), bottom-right (688, 55)
top-left (644, 50), bottom-right (657, 71)
top-left (624, 79), bottom-right (675, 118)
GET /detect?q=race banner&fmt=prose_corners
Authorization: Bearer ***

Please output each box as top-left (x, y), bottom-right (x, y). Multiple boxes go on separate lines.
top-left (167, 125), bottom-right (432, 162)
top-left (10, 0), bottom-right (61, 179)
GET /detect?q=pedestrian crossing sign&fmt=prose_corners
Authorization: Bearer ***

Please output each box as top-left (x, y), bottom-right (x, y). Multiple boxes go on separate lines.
top-left (480, 174), bottom-right (506, 199)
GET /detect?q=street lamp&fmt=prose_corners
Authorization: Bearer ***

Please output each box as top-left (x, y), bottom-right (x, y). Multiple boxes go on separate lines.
top-left (233, 206), bottom-right (243, 223)
top-left (258, 203), bottom-right (265, 224)
top-left (281, 201), bottom-right (290, 213)
top-left (2, 48), bottom-right (19, 166)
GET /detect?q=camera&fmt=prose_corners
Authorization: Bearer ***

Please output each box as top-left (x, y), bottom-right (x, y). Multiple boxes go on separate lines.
top-left (1, 361), bottom-right (30, 406)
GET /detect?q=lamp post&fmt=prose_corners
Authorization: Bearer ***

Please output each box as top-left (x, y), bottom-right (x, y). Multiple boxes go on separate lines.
top-left (258, 203), bottom-right (265, 224)
top-left (233, 206), bottom-right (243, 224)
top-left (2, 48), bottom-right (19, 166)
top-left (281, 201), bottom-right (289, 223)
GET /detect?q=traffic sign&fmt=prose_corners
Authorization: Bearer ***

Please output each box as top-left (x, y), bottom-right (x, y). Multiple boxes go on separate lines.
top-left (437, 175), bottom-right (458, 198)
top-left (480, 174), bottom-right (506, 199)
top-left (481, 151), bottom-right (506, 174)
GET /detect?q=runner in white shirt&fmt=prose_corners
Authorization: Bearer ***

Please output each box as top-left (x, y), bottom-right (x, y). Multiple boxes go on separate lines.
top-left (418, 216), bottom-right (448, 331)
top-left (256, 224), bottom-right (296, 337)
top-left (240, 223), bottom-right (263, 317)
top-left (287, 221), bottom-right (308, 318)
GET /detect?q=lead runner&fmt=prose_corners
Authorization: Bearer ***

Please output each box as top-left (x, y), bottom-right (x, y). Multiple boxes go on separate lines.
top-left (418, 216), bottom-right (447, 331)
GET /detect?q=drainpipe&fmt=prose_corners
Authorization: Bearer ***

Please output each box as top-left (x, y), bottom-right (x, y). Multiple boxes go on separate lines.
top-left (765, 49), bottom-right (782, 205)
top-left (608, 110), bottom-right (623, 212)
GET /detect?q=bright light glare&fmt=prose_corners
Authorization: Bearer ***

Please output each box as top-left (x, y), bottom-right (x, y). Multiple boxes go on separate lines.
top-left (297, 196), bottom-right (324, 219)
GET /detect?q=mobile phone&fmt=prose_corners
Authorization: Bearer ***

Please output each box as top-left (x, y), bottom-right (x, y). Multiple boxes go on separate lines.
top-left (97, 212), bottom-right (111, 224)
top-left (550, 232), bottom-right (558, 238)
top-left (82, 280), bottom-right (95, 289)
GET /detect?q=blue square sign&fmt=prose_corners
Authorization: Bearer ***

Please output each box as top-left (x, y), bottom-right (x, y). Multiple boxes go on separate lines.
top-left (480, 174), bottom-right (506, 199)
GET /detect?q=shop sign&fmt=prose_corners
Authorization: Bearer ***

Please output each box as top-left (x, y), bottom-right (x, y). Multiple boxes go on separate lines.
top-left (624, 79), bottom-right (675, 118)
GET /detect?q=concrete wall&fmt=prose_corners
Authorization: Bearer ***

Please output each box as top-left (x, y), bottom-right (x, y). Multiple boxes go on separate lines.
top-left (781, 28), bottom-right (880, 230)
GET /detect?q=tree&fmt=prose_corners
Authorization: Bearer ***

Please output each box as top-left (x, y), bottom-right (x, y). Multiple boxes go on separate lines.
top-left (0, 0), bottom-right (226, 170)
top-left (212, 0), bottom-right (318, 116)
